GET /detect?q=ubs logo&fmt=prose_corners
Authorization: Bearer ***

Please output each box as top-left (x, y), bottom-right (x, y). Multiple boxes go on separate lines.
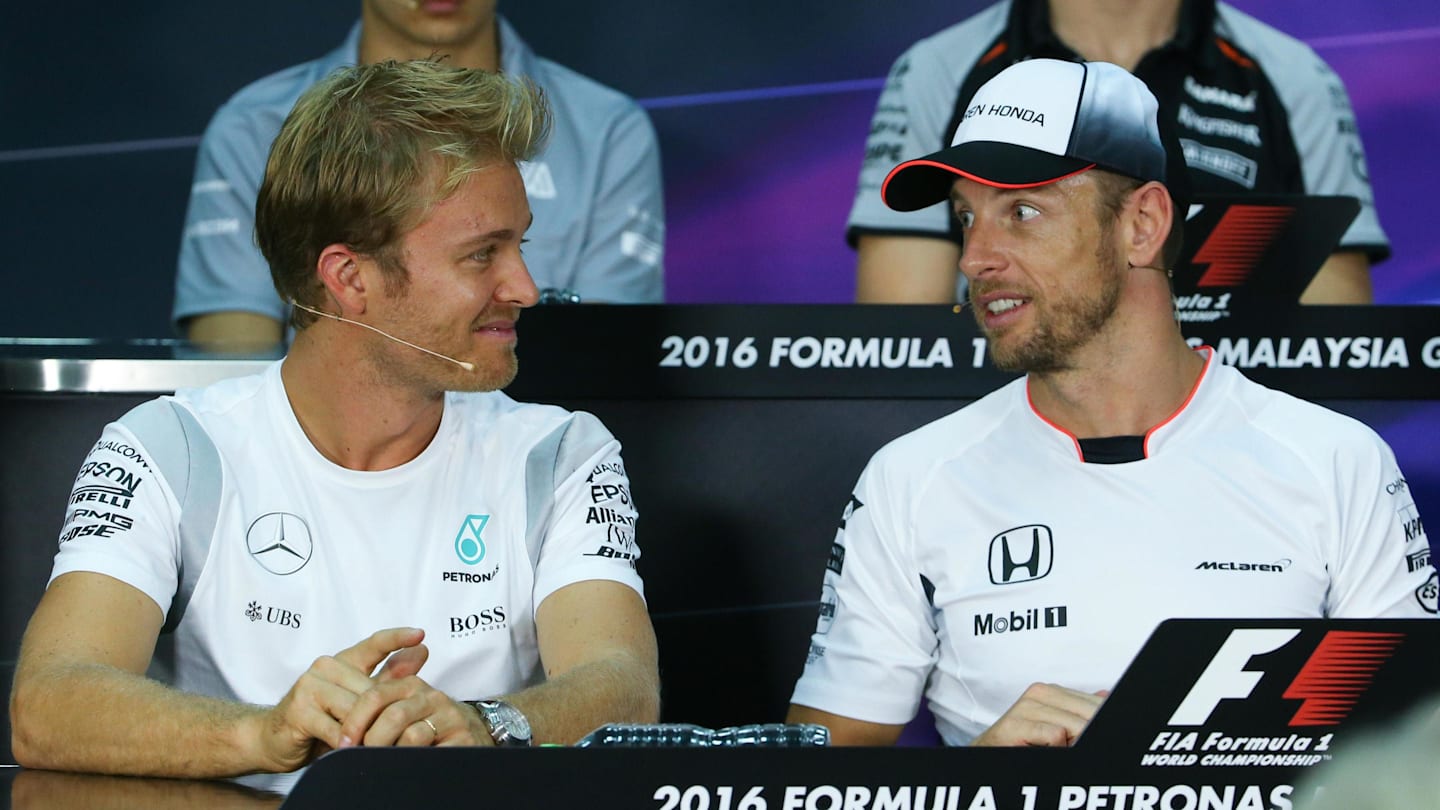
top-left (246, 512), bottom-right (314, 575)
top-left (989, 525), bottom-right (1053, 585)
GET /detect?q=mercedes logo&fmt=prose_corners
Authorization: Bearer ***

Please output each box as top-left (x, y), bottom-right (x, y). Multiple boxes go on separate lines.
top-left (246, 512), bottom-right (314, 575)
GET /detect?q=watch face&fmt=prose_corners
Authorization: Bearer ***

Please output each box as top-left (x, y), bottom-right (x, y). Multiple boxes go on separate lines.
top-left (481, 700), bottom-right (533, 746)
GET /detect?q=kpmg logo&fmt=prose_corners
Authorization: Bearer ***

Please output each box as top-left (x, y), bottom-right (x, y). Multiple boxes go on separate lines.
top-left (988, 525), bottom-right (1053, 585)
top-left (245, 512), bottom-right (313, 575)
top-left (455, 514), bottom-right (490, 565)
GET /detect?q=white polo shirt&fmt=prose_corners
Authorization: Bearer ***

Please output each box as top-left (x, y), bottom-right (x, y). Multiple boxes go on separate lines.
top-left (791, 350), bottom-right (1435, 745)
top-left (50, 360), bottom-right (644, 706)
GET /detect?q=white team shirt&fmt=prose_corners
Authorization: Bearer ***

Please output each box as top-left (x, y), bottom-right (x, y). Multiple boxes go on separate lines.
top-left (791, 350), bottom-right (1435, 745)
top-left (51, 361), bottom-right (644, 707)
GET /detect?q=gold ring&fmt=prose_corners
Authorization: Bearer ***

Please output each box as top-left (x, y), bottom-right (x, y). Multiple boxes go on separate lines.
top-left (423, 717), bottom-right (439, 736)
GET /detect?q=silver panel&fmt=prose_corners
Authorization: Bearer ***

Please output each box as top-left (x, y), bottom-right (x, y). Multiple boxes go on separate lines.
top-left (0, 358), bottom-right (269, 394)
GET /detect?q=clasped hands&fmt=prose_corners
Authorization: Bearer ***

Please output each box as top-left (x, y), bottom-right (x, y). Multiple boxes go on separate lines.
top-left (259, 627), bottom-right (491, 772)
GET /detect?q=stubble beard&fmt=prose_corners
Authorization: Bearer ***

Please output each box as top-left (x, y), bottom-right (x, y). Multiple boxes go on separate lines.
top-left (976, 236), bottom-right (1126, 374)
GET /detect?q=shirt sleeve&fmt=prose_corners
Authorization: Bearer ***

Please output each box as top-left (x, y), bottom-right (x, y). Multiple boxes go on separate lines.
top-left (1326, 429), bottom-right (1435, 617)
top-left (789, 457), bottom-right (940, 725)
top-left (531, 412), bottom-right (646, 609)
top-left (49, 421), bottom-right (184, 618)
top-left (1268, 43), bottom-right (1390, 260)
top-left (846, 38), bottom-right (964, 246)
top-left (172, 104), bottom-right (287, 331)
top-left (569, 103), bottom-right (665, 303)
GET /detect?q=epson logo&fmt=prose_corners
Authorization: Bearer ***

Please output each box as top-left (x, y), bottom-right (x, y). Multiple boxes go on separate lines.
top-left (973, 606), bottom-right (1067, 636)
top-left (1195, 559), bottom-right (1290, 573)
top-left (449, 606), bottom-right (507, 637)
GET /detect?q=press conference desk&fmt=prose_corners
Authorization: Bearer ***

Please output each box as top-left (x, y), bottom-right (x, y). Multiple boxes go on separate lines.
top-left (2, 307), bottom-right (1438, 808)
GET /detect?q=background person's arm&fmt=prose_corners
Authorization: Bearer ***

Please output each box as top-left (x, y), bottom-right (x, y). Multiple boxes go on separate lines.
top-left (1300, 251), bottom-right (1373, 304)
top-left (186, 311), bottom-right (285, 350)
top-left (786, 704), bottom-right (905, 746)
top-left (854, 234), bottom-right (962, 303)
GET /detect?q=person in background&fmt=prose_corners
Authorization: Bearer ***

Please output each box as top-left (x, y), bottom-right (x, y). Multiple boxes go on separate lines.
top-left (12, 59), bottom-right (659, 778)
top-left (851, 0), bottom-right (1385, 305)
top-left (791, 58), bottom-right (1435, 747)
top-left (176, 0), bottom-right (664, 350)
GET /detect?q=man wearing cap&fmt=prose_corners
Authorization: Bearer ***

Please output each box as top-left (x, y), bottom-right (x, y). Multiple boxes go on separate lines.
top-left (788, 59), bottom-right (1435, 747)
top-left (851, 0), bottom-right (1386, 305)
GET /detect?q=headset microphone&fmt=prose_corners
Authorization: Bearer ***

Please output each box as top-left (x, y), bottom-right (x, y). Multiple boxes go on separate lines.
top-left (290, 300), bottom-right (477, 372)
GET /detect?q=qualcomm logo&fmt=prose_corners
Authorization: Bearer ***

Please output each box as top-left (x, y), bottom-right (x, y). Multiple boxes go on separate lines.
top-left (245, 512), bottom-right (314, 575)
top-left (455, 514), bottom-right (490, 565)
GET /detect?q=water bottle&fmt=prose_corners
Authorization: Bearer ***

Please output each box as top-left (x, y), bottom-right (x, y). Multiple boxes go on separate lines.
top-left (575, 723), bottom-right (830, 748)
top-left (712, 723), bottom-right (830, 747)
top-left (575, 723), bottom-right (713, 747)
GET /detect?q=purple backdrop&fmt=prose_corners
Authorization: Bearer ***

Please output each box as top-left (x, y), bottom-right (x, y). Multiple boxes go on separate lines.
top-left (649, 0), bottom-right (1440, 305)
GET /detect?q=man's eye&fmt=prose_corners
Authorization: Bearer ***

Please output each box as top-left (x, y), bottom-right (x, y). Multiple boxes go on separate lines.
top-left (1015, 204), bottom-right (1039, 221)
top-left (472, 246), bottom-right (497, 263)
top-left (956, 210), bottom-right (975, 228)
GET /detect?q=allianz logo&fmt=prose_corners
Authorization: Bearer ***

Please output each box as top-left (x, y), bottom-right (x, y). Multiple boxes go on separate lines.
top-left (1195, 558), bottom-right (1291, 573)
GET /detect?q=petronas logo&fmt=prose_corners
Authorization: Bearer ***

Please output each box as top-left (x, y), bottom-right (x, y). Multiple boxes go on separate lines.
top-left (455, 514), bottom-right (490, 565)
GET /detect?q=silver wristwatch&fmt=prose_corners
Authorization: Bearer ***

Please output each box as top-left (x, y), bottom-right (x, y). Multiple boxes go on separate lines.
top-left (471, 699), bottom-right (533, 747)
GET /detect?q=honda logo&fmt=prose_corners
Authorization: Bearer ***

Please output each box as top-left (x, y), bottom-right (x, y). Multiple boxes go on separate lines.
top-left (988, 524), bottom-right (1054, 585)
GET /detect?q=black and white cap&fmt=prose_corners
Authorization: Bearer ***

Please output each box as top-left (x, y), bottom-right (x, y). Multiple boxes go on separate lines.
top-left (881, 59), bottom-right (1171, 212)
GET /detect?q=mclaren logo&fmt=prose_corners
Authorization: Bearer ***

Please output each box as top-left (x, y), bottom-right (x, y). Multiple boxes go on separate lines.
top-left (1195, 558), bottom-right (1291, 573)
top-left (245, 512), bottom-right (314, 575)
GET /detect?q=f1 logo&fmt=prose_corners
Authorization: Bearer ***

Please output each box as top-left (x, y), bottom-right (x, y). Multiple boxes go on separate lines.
top-left (989, 525), bottom-right (1053, 585)
top-left (1169, 628), bottom-right (1404, 727)
top-left (1169, 629), bottom-right (1298, 725)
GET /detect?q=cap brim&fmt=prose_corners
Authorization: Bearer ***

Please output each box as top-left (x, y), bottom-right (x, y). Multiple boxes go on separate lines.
top-left (880, 142), bottom-right (1095, 212)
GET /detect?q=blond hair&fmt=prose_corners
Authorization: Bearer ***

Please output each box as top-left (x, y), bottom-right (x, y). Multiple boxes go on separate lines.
top-left (255, 59), bottom-right (551, 327)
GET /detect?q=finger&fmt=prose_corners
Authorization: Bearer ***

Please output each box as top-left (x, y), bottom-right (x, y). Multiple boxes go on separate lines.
top-left (306, 654), bottom-right (381, 698)
top-left (363, 694), bottom-right (433, 747)
top-left (1023, 683), bottom-right (1106, 720)
top-left (334, 627), bottom-right (426, 676)
top-left (395, 717), bottom-right (441, 748)
top-left (377, 643), bottom-right (430, 682)
top-left (340, 676), bottom-right (428, 746)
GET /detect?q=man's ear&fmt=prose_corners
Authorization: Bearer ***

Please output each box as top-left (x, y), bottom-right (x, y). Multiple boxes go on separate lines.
top-left (315, 244), bottom-right (367, 316)
top-left (1125, 181), bottom-right (1173, 270)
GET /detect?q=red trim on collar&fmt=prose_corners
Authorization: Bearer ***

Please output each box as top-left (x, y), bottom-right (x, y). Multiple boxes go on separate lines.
top-left (1025, 380), bottom-right (1084, 462)
top-left (1143, 347), bottom-right (1214, 457)
top-left (1025, 346), bottom-right (1214, 462)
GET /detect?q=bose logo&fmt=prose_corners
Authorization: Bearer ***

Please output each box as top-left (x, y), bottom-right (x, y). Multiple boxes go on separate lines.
top-left (1169, 628), bottom-right (1404, 726)
top-left (989, 525), bottom-right (1053, 585)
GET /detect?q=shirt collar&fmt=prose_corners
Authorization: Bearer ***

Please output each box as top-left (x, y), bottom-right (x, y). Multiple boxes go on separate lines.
top-left (330, 15), bottom-right (533, 75)
top-left (1009, 0), bottom-right (1218, 66)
